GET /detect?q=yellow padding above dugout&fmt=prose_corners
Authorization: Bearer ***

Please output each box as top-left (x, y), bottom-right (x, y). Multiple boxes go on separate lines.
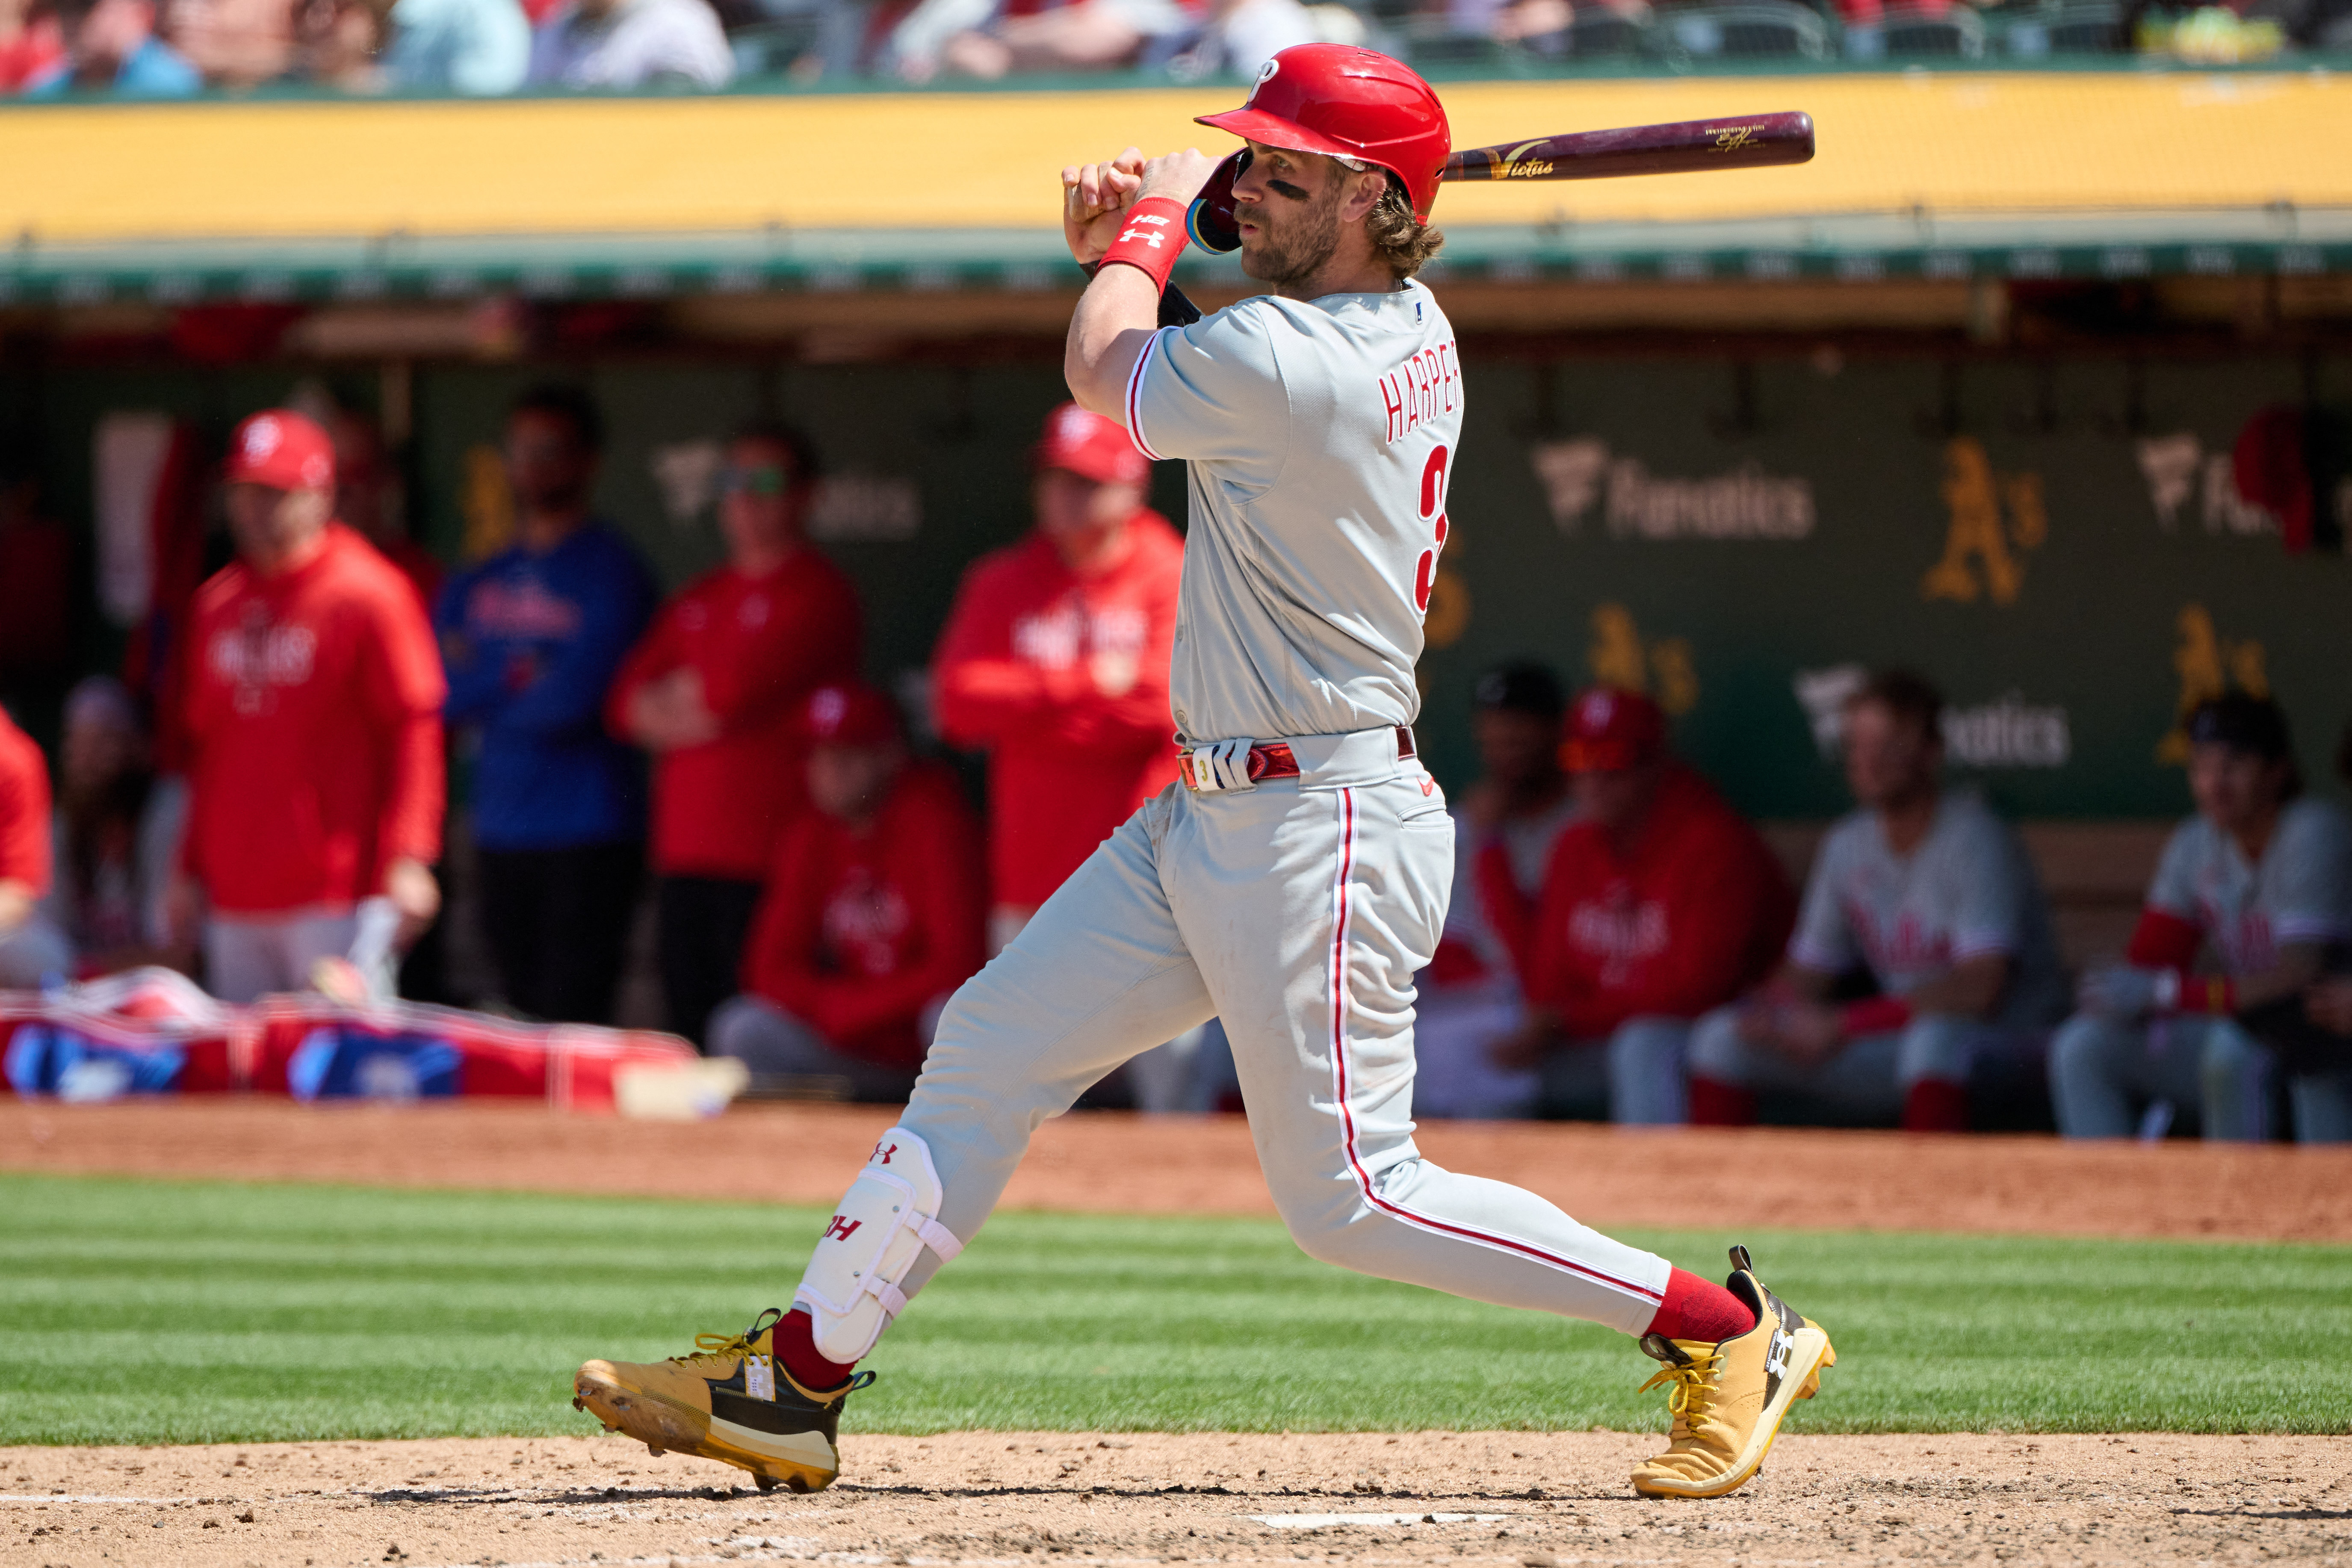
top-left (3, 71), bottom-right (2345, 243)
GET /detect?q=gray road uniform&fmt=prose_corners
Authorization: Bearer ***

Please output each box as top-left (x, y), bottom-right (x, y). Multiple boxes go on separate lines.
top-left (1690, 791), bottom-right (2065, 1120)
top-left (2051, 798), bottom-right (2352, 1142)
top-left (790, 280), bottom-right (1671, 1371)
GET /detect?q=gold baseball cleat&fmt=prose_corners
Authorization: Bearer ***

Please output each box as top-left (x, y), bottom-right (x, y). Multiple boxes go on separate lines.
top-left (573, 1308), bottom-right (872, 1493)
top-left (1630, 1245), bottom-right (1835, 1500)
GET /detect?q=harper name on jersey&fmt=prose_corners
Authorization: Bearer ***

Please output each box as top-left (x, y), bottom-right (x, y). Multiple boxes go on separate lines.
top-left (1376, 340), bottom-right (1462, 445)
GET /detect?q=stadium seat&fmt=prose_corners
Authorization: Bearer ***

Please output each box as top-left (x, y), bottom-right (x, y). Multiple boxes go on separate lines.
top-left (1877, 3), bottom-right (1988, 53)
top-left (1564, 7), bottom-right (1655, 56)
top-left (1664, 2), bottom-right (1834, 58)
top-left (1401, 20), bottom-right (1516, 64)
top-left (2003, 0), bottom-right (2123, 53)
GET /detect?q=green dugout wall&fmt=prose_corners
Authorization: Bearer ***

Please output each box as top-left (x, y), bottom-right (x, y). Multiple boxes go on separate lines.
top-left (19, 343), bottom-right (2351, 820)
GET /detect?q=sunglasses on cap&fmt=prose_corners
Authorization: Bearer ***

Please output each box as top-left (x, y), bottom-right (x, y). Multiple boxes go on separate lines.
top-left (721, 464), bottom-right (793, 497)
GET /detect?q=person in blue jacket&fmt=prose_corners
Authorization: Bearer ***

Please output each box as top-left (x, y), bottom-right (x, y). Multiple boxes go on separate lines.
top-left (437, 384), bottom-right (657, 1025)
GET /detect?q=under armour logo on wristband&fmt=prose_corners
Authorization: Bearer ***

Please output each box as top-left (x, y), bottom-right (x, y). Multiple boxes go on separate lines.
top-left (1099, 196), bottom-right (1189, 291)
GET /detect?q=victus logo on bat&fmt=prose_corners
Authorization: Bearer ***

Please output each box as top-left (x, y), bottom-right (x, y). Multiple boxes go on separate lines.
top-left (1711, 124), bottom-right (1765, 152)
top-left (1495, 142), bottom-right (1555, 177)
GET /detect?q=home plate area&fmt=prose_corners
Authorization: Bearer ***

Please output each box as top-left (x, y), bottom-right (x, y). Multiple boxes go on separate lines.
top-left (6, 1430), bottom-right (2345, 1568)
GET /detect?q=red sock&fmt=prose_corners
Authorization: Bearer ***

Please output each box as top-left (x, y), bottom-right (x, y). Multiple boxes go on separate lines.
top-left (1687, 1076), bottom-right (1758, 1127)
top-left (1901, 1078), bottom-right (1969, 1133)
top-left (774, 1308), bottom-right (855, 1392)
top-left (1645, 1267), bottom-right (1757, 1344)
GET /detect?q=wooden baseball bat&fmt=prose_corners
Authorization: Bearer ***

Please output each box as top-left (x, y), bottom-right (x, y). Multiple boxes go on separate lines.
top-left (1441, 111), bottom-right (1815, 183)
top-left (1184, 112), bottom-right (1812, 251)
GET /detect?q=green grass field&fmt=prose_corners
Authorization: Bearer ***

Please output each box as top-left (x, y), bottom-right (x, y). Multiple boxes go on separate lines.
top-left (4, 1171), bottom-right (2349, 1446)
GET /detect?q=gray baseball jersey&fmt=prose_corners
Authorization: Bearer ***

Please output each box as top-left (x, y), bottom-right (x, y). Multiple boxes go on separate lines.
top-left (1789, 791), bottom-right (2066, 1030)
top-left (2146, 797), bottom-right (2352, 974)
top-left (1127, 279), bottom-right (1462, 744)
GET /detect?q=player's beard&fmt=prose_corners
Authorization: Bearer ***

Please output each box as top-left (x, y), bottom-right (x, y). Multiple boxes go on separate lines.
top-left (1240, 180), bottom-right (1347, 289)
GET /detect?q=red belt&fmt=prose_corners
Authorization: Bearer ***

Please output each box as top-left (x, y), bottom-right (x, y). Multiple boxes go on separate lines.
top-left (1178, 726), bottom-right (1415, 791)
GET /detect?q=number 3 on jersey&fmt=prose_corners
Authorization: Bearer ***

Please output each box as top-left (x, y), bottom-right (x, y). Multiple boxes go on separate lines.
top-left (1412, 443), bottom-right (1450, 616)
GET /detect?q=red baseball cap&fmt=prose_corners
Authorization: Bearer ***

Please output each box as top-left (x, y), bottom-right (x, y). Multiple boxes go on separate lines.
top-left (224, 410), bottom-right (336, 492)
top-left (798, 682), bottom-right (901, 748)
top-left (1033, 402), bottom-right (1148, 486)
top-left (1560, 686), bottom-right (1666, 773)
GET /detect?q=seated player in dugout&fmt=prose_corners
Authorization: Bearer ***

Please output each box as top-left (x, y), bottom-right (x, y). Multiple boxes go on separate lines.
top-left (706, 683), bottom-right (987, 1104)
top-left (1409, 661), bottom-right (1577, 1120)
top-left (1484, 687), bottom-right (1794, 1125)
top-left (577, 44), bottom-right (1835, 1506)
top-left (1688, 669), bottom-right (2068, 1132)
top-left (2051, 694), bottom-right (2352, 1143)
top-left (610, 420), bottom-right (863, 1048)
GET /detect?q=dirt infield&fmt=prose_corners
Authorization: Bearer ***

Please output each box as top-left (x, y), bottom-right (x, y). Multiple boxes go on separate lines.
top-left (4, 1097), bottom-right (2352, 1240)
top-left (5, 1430), bottom-right (2347, 1568)
top-left (8, 1100), bottom-right (2352, 1567)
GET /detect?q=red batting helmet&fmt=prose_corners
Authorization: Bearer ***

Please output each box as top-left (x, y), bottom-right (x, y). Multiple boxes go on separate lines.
top-left (1196, 44), bottom-right (1451, 223)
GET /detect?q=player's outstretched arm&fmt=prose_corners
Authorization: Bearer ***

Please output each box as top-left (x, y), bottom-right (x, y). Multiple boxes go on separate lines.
top-left (1062, 149), bottom-right (1217, 420)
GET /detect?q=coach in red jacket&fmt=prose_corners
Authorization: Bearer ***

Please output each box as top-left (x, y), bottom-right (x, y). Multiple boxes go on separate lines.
top-left (609, 421), bottom-right (863, 1045)
top-left (931, 403), bottom-right (1181, 954)
top-left (170, 410), bottom-right (446, 1002)
top-left (1483, 687), bottom-right (1792, 1123)
top-left (707, 684), bottom-right (986, 1102)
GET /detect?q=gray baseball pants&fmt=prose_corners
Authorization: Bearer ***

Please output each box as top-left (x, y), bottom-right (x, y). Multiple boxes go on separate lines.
top-left (813, 727), bottom-right (1672, 1338)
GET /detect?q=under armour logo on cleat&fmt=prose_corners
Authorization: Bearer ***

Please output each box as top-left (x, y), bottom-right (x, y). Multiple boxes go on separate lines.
top-left (823, 1216), bottom-right (863, 1242)
top-left (1765, 1328), bottom-right (1791, 1378)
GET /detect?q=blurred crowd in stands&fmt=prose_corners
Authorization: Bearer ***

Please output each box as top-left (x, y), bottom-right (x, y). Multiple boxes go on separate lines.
top-left (1, 385), bottom-right (2349, 1143)
top-left (0, 0), bottom-right (2344, 101)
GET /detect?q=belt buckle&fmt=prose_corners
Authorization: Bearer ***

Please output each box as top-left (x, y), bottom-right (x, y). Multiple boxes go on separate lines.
top-left (1181, 738), bottom-right (1256, 794)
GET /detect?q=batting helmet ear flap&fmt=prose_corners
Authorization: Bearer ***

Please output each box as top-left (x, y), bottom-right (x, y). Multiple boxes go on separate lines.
top-left (1186, 148), bottom-right (1249, 254)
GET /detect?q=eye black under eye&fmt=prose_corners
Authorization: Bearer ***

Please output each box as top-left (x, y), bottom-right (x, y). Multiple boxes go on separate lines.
top-left (1268, 179), bottom-right (1309, 201)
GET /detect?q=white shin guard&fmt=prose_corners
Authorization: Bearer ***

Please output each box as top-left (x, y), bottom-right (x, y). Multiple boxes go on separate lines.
top-left (793, 1127), bottom-right (963, 1365)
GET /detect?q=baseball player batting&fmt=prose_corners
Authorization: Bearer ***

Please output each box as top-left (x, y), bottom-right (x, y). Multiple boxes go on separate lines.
top-left (575, 44), bottom-right (1834, 1502)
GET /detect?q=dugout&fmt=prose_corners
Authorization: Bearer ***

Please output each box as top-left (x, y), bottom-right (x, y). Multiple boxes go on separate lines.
top-left (3, 65), bottom-right (2349, 976)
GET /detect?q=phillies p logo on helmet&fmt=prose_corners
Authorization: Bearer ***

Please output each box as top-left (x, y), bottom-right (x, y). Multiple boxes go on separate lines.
top-left (244, 418), bottom-right (282, 459)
